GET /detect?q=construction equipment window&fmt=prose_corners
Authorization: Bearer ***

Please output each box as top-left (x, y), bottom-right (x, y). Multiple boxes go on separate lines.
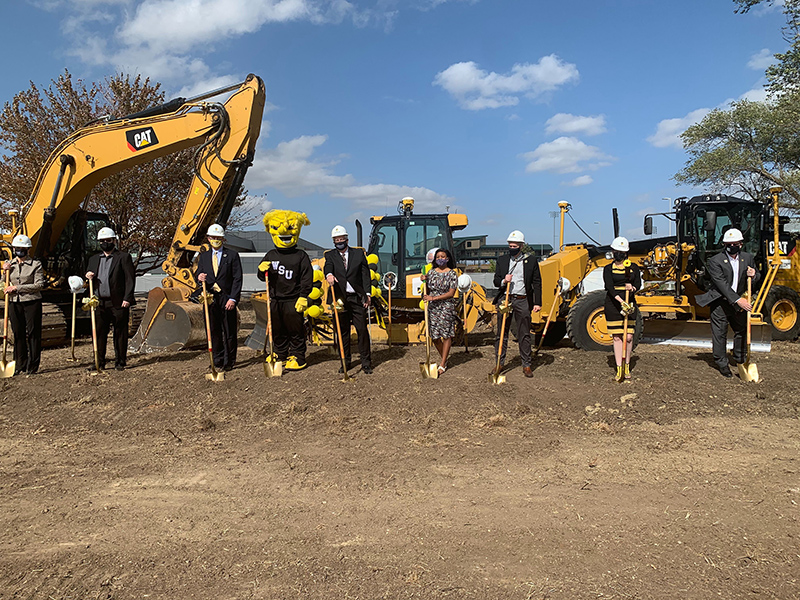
top-left (405, 220), bottom-right (445, 272)
top-left (371, 223), bottom-right (400, 276)
top-left (696, 205), bottom-right (761, 257)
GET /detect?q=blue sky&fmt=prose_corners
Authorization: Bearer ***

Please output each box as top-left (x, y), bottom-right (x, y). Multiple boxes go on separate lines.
top-left (0, 0), bottom-right (787, 248)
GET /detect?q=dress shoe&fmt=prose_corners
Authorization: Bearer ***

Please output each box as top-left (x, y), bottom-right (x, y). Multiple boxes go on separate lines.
top-left (719, 366), bottom-right (733, 378)
top-left (523, 366), bottom-right (533, 378)
top-left (362, 366), bottom-right (373, 374)
top-left (115, 364), bottom-right (125, 371)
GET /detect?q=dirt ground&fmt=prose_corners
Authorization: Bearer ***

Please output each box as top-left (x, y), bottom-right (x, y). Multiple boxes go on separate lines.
top-left (1, 306), bottom-right (799, 600)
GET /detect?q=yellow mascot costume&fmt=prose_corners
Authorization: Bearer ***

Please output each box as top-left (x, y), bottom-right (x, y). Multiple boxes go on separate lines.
top-left (256, 210), bottom-right (314, 370)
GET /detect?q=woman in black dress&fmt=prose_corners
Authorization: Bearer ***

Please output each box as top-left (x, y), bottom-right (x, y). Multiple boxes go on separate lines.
top-left (422, 248), bottom-right (457, 374)
top-left (603, 237), bottom-right (641, 380)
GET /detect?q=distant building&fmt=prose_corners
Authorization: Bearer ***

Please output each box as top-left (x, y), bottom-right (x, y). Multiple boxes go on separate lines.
top-left (453, 235), bottom-right (552, 270)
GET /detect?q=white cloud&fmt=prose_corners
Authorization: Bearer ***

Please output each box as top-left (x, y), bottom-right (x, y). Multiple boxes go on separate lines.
top-left (521, 137), bottom-right (614, 174)
top-left (433, 55), bottom-right (579, 110)
top-left (747, 48), bottom-right (774, 70)
top-left (545, 113), bottom-right (606, 136)
top-left (563, 175), bottom-right (593, 187)
top-left (646, 108), bottom-right (711, 149)
top-left (739, 86), bottom-right (768, 102)
top-left (247, 134), bottom-right (454, 211)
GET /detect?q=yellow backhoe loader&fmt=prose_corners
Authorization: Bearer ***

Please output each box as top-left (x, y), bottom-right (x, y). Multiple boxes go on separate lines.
top-left (0, 74), bottom-right (266, 351)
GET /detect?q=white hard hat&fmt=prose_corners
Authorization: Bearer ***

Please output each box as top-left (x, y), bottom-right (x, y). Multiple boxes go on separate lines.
top-left (68, 275), bottom-right (85, 294)
top-left (457, 273), bottom-right (473, 292)
top-left (207, 224), bottom-right (225, 237)
top-left (507, 230), bottom-right (525, 243)
top-left (97, 227), bottom-right (116, 241)
top-left (611, 236), bottom-right (629, 252)
top-left (426, 247), bottom-right (440, 263)
top-left (723, 228), bottom-right (744, 243)
top-left (331, 225), bottom-right (348, 238)
top-left (12, 234), bottom-right (32, 248)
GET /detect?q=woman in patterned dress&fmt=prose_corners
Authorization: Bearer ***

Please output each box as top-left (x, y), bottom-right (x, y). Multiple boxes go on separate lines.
top-left (603, 237), bottom-right (642, 380)
top-left (422, 248), bottom-right (458, 374)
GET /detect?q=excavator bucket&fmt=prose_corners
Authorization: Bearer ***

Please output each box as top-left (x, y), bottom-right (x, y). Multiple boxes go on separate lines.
top-left (640, 319), bottom-right (772, 353)
top-left (129, 287), bottom-right (208, 353)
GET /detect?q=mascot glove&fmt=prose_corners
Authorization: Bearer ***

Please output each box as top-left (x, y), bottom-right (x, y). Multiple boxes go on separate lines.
top-left (294, 297), bottom-right (308, 313)
top-left (258, 261), bottom-right (270, 273)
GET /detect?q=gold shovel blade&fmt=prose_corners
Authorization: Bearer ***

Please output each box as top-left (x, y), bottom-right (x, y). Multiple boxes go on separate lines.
top-left (738, 362), bottom-right (760, 383)
top-left (489, 370), bottom-right (506, 385)
top-left (205, 370), bottom-right (225, 382)
top-left (264, 355), bottom-right (283, 378)
top-left (0, 359), bottom-right (15, 379)
top-left (420, 361), bottom-right (439, 379)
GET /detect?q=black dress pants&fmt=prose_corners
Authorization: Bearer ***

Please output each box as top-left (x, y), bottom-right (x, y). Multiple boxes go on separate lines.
top-left (96, 299), bottom-right (130, 368)
top-left (209, 294), bottom-right (238, 370)
top-left (334, 293), bottom-right (371, 367)
top-left (709, 299), bottom-right (746, 369)
top-left (9, 300), bottom-right (42, 374)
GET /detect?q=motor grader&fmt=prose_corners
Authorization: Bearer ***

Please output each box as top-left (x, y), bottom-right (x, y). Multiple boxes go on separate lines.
top-left (0, 74), bottom-right (266, 350)
top-left (536, 187), bottom-right (800, 352)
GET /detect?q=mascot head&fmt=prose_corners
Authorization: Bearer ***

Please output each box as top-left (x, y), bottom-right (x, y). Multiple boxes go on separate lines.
top-left (263, 209), bottom-right (310, 249)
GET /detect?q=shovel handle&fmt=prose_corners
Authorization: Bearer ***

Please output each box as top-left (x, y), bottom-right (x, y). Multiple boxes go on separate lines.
top-left (88, 278), bottom-right (102, 372)
top-left (621, 289), bottom-right (630, 363)
top-left (495, 284), bottom-right (512, 375)
top-left (2, 270), bottom-right (10, 364)
top-left (330, 285), bottom-right (349, 376)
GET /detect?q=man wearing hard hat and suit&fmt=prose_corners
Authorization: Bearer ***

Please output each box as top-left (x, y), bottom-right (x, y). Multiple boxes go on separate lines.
top-left (196, 224), bottom-right (243, 372)
top-left (493, 230), bottom-right (542, 378)
top-left (324, 225), bottom-right (373, 374)
top-left (696, 228), bottom-right (760, 378)
top-left (85, 227), bottom-right (136, 371)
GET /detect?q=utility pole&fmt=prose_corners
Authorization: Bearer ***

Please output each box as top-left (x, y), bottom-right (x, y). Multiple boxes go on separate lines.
top-left (663, 197), bottom-right (672, 235)
top-left (548, 211), bottom-right (558, 251)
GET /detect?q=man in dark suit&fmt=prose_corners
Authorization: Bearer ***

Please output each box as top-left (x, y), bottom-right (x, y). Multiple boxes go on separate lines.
top-left (85, 227), bottom-right (136, 371)
top-left (324, 225), bottom-right (372, 374)
top-left (695, 228), bottom-right (760, 377)
top-left (196, 224), bottom-right (243, 371)
top-left (493, 230), bottom-right (542, 378)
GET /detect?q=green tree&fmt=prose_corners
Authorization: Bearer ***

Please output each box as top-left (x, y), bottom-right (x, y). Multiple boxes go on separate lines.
top-left (675, 95), bottom-right (800, 209)
top-left (0, 70), bottom-right (255, 273)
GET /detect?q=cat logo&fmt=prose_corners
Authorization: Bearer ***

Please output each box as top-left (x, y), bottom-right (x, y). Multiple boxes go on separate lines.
top-left (126, 127), bottom-right (159, 152)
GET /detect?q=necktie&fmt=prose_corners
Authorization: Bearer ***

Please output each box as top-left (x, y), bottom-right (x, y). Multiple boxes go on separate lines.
top-left (211, 252), bottom-right (221, 292)
top-left (342, 251), bottom-right (348, 270)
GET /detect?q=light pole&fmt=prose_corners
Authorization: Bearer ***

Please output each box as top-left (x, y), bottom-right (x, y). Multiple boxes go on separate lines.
top-left (594, 221), bottom-right (601, 245)
top-left (663, 197), bottom-right (672, 235)
top-left (548, 211), bottom-right (558, 251)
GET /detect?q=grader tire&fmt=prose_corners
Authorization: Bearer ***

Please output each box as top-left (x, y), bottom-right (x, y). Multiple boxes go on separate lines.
top-left (566, 290), bottom-right (642, 352)
top-left (763, 285), bottom-right (800, 341)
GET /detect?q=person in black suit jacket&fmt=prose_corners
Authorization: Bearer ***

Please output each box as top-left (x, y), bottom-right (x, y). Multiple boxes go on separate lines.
top-left (695, 228), bottom-right (760, 377)
top-left (324, 225), bottom-right (373, 374)
top-left (196, 224), bottom-right (243, 371)
top-left (85, 227), bottom-right (136, 371)
top-left (492, 230), bottom-right (542, 378)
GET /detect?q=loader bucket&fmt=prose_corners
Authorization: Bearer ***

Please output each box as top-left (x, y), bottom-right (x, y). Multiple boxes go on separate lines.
top-left (640, 319), bottom-right (772, 353)
top-left (129, 287), bottom-right (208, 353)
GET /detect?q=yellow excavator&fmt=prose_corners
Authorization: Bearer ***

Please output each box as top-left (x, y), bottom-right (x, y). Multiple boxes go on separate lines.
top-left (0, 74), bottom-right (266, 350)
top-left (535, 187), bottom-right (800, 351)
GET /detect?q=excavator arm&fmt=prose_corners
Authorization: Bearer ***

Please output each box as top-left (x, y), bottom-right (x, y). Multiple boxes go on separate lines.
top-left (2, 74), bottom-right (266, 352)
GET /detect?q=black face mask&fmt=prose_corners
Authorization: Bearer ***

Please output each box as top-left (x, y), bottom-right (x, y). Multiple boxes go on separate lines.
top-left (726, 244), bottom-right (742, 256)
top-left (14, 249), bottom-right (28, 258)
top-left (613, 251), bottom-right (627, 262)
top-left (334, 241), bottom-right (348, 251)
top-left (100, 241), bottom-right (115, 252)
top-left (509, 246), bottom-right (521, 257)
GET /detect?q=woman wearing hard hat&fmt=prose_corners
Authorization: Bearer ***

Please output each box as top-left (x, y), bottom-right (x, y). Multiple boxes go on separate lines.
top-left (421, 248), bottom-right (458, 374)
top-left (2, 235), bottom-right (45, 375)
top-left (603, 237), bottom-right (642, 380)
